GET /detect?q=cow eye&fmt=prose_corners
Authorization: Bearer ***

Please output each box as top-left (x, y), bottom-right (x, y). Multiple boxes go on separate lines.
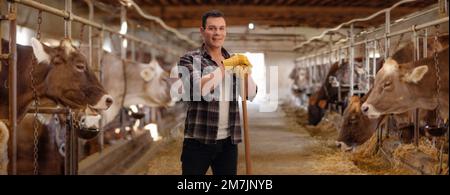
top-left (75, 63), bottom-right (85, 71)
top-left (383, 81), bottom-right (392, 88)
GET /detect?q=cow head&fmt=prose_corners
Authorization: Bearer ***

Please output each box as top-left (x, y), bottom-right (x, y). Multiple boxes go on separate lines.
top-left (361, 58), bottom-right (429, 119)
top-left (142, 59), bottom-right (173, 104)
top-left (337, 95), bottom-right (378, 150)
top-left (123, 58), bottom-right (176, 107)
top-left (30, 38), bottom-right (113, 113)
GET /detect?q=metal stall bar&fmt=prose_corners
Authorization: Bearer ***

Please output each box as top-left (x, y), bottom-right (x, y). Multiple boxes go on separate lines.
top-left (295, 16), bottom-right (449, 63)
top-left (372, 40), bottom-right (377, 83)
top-left (98, 28), bottom-right (105, 152)
top-left (337, 47), bottom-right (342, 114)
top-left (7, 0), bottom-right (18, 175)
top-left (85, 0), bottom-right (93, 69)
top-left (365, 39), bottom-right (370, 92)
top-left (412, 26), bottom-right (421, 148)
top-left (349, 24), bottom-right (355, 97)
top-left (293, 0), bottom-right (418, 51)
top-left (11, 0), bottom-right (181, 57)
top-left (308, 57), bottom-right (312, 89)
top-left (120, 5), bottom-right (126, 60)
top-left (64, 0), bottom-right (72, 39)
top-left (63, 0), bottom-right (78, 175)
top-left (384, 10), bottom-right (391, 59)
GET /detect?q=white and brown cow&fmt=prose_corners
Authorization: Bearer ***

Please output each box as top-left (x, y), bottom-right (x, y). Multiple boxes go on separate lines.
top-left (0, 38), bottom-right (113, 174)
top-left (100, 52), bottom-right (179, 125)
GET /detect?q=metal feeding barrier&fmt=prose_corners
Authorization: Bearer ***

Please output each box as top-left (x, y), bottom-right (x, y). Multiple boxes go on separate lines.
top-left (292, 0), bottom-right (449, 171)
top-left (1, 0), bottom-right (194, 175)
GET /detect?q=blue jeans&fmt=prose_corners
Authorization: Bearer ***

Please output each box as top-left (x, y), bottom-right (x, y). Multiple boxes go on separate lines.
top-left (181, 137), bottom-right (238, 175)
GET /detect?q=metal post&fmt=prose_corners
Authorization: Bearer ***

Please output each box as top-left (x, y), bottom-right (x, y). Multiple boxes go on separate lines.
top-left (349, 23), bottom-right (355, 97)
top-left (64, 0), bottom-right (72, 39)
top-left (308, 57), bottom-right (312, 88)
top-left (365, 39), bottom-right (370, 92)
top-left (372, 40), bottom-right (377, 82)
top-left (64, 111), bottom-right (72, 175)
top-left (423, 28), bottom-right (428, 58)
top-left (98, 29), bottom-right (105, 152)
top-left (120, 6), bottom-right (126, 60)
top-left (413, 27), bottom-right (420, 148)
top-left (8, 1), bottom-right (18, 175)
top-left (86, 0), bottom-right (93, 68)
top-left (337, 47), bottom-right (342, 113)
top-left (384, 11), bottom-right (391, 59)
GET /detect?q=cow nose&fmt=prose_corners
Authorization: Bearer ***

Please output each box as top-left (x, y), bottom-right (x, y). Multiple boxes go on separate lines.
top-left (105, 97), bottom-right (113, 108)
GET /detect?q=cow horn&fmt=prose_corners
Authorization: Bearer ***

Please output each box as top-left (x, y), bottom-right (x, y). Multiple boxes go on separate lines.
top-left (61, 39), bottom-right (76, 56)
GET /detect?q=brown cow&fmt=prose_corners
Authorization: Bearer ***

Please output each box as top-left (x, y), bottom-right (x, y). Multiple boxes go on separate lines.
top-left (361, 47), bottom-right (449, 120)
top-left (307, 58), bottom-right (365, 125)
top-left (0, 38), bottom-right (113, 174)
top-left (337, 91), bottom-right (380, 150)
top-left (337, 35), bottom-right (449, 149)
top-left (337, 91), bottom-right (434, 150)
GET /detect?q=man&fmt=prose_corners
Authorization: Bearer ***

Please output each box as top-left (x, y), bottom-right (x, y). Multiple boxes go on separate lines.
top-left (177, 10), bottom-right (257, 175)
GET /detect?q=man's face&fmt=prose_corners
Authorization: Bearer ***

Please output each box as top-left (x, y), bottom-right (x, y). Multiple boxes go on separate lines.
top-left (201, 17), bottom-right (226, 49)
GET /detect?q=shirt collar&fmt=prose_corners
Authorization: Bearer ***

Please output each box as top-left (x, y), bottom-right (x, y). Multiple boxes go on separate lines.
top-left (200, 43), bottom-right (231, 59)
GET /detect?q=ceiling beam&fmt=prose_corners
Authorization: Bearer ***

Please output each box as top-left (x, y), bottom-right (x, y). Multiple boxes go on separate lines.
top-left (135, 5), bottom-right (422, 19)
top-left (124, 5), bottom-right (420, 28)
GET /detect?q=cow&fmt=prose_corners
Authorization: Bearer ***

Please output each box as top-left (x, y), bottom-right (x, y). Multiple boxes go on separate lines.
top-left (100, 52), bottom-right (179, 126)
top-left (361, 47), bottom-right (449, 120)
top-left (307, 58), bottom-right (365, 125)
top-left (337, 35), bottom-right (449, 149)
top-left (289, 66), bottom-right (310, 107)
top-left (78, 51), bottom-right (181, 157)
top-left (337, 91), bottom-right (379, 150)
top-left (0, 38), bottom-right (113, 174)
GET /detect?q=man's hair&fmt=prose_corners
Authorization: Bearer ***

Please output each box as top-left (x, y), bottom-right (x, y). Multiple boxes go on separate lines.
top-left (201, 10), bottom-right (225, 29)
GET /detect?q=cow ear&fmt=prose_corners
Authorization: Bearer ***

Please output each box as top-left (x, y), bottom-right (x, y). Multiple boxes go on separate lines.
top-left (31, 37), bottom-right (51, 64)
top-left (403, 65), bottom-right (429, 84)
top-left (140, 68), bottom-right (153, 82)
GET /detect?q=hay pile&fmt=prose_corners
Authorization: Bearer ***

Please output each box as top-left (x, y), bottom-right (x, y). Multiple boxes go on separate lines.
top-left (350, 135), bottom-right (415, 175)
top-left (393, 137), bottom-right (448, 175)
top-left (304, 112), bottom-right (339, 140)
top-left (393, 138), bottom-right (442, 160)
top-left (311, 152), bottom-right (368, 175)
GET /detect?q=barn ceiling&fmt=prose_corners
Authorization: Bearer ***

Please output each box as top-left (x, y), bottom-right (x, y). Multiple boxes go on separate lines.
top-left (90, 0), bottom-right (435, 28)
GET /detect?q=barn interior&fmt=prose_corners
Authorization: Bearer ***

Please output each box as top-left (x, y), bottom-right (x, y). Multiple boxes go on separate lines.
top-left (0, 0), bottom-right (448, 176)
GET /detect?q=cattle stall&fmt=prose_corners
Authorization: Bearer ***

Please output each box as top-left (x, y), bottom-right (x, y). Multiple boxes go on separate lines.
top-left (293, 0), bottom-right (448, 174)
top-left (1, 0), bottom-right (191, 175)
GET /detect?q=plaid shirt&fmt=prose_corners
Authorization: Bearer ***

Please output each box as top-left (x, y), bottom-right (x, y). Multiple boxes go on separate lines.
top-left (177, 44), bottom-right (242, 144)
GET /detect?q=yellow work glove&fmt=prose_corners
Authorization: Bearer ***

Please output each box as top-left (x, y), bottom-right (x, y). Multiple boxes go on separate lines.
top-left (222, 54), bottom-right (252, 78)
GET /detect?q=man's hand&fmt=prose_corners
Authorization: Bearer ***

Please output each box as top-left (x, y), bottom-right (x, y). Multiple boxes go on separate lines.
top-left (222, 54), bottom-right (252, 78)
top-left (222, 54), bottom-right (252, 67)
